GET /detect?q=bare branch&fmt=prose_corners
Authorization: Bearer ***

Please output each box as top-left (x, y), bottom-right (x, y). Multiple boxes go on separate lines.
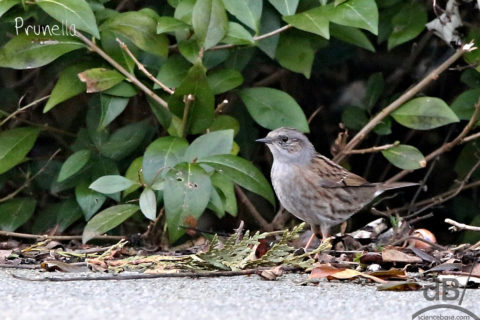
top-left (344, 142), bottom-right (398, 155)
top-left (0, 95), bottom-right (50, 127)
top-left (445, 218), bottom-right (480, 232)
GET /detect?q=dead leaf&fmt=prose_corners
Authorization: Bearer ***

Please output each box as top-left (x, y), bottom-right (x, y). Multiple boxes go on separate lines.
top-left (410, 247), bottom-right (439, 263)
top-left (382, 249), bottom-right (422, 264)
top-left (255, 239), bottom-right (269, 259)
top-left (309, 264), bottom-right (345, 279)
top-left (259, 266), bottom-right (284, 281)
top-left (359, 252), bottom-right (383, 264)
top-left (0, 250), bottom-right (12, 262)
top-left (41, 261), bottom-right (88, 273)
top-left (369, 268), bottom-right (408, 280)
top-left (329, 269), bottom-right (388, 284)
top-left (183, 216), bottom-right (197, 236)
top-left (377, 281), bottom-right (423, 291)
top-left (438, 275), bottom-right (480, 288)
top-left (425, 263), bottom-right (463, 274)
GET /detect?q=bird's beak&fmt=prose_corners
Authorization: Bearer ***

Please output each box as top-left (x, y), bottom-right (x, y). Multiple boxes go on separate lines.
top-left (256, 137), bottom-right (272, 144)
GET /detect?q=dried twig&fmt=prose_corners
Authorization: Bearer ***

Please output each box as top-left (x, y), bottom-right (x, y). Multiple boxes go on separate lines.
top-left (116, 38), bottom-right (174, 95)
top-left (307, 106), bottom-right (323, 125)
top-left (0, 95), bottom-right (50, 127)
top-left (334, 43), bottom-right (476, 163)
top-left (73, 31), bottom-right (169, 109)
top-left (344, 142), bottom-right (398, 155)
top-left (234, 185), bottom-right (273, 232)
top-left (0, 230), bottom-right (125, 241)
top-left (445, 218), bottom-right (480, 232)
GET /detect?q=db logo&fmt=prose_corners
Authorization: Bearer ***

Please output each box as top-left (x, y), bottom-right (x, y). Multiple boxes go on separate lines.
top-left (423, 278), bottom-right (461, 301)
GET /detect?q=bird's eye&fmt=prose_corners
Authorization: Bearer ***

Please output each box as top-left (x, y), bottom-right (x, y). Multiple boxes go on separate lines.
top-left (280, 136), bottom-right (288, 143)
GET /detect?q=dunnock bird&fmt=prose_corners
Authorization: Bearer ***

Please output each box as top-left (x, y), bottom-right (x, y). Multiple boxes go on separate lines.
top-left (256, 127), bottom-right (418, 249)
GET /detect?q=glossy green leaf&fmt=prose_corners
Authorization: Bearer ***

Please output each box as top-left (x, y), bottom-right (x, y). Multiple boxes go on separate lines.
top-left (168, 62), bottom-right (215, 134)
top-left (276, 31), bottom-right (315, 78)
top-left (82, 204), bottom-right (139, 243)
top-left (342, 106), bottom-right (368, 131)
top-left (192, 0), bottom-right (228, 49)
top-left (147, 97), bottom-right (173, 130)
top-left (155, 55), bottom-right (191, 88)
top-left (206, 69), bottom-right (243, 94)
top-left (381, 144), bottom-right (426, 170)
top-left (209, 115), bottom-right (240, 136)
top-left (100, 10), bottom-right (169, 57)
top-left (178, 38), bottom-right (201, 63)
top-left (222, 0), bottom-right (262, 32)
top-left (99, 122), bottom-right (149, 160)
top-left (0, 0), bottom-right (19, 18)
top-left (0, 198), bottom-right (36, 232)
top-left (328, 0), bottom-right (378, 35)
top-left (36, 0), bottom-right (100, 38)
top-left (392, 97), bottom-right (460, 130)
top-left (330, 24), bottom-right (375, 52)
top-left (75, 180), bottom-right (106, 220)
top-left (123, 157), bottom-right (143, 197)
top-left (208, 185), bottom-right (225, 218)
top-left (283, 6), bottom-right (330, 39)
top-left (238, 87), bottom-right (309, 132)
top-left (44, 64), bottom-right (89, 112)
top-left (222, 22), bottom-right (255, 46)
top-left (269, 0), bottom-right (298, 16)
top-left (258, 7), bottom-right (281, 58)
top-left (198, 154), bottom-right (275, 205)
top-left (143, 136), bottom-right (189, 185)
top-left (32, 198), bottom-right (82, 234)
top-left (211, 171), bottom-right (237, 216)
top-left (388, 1), bottom-right (427, 50)
top-left (164, 162), bottom-right (211, 242)
top-left (364, 72), bottom-right (384, 111)
top-left (451, 89), bottom-right (480, 121)
top-left (57, 149), bottom-right (91, 182)
top-left (139, 188), bottom-right (157, 221)
top-left (99, 95), bottom-right (129, 129)
top-left (90, 158), bottom-right (121, 202)
top-left (89, 175), bottom-right (139, 194)
top-left (0, 35), bottom-right (84, 69)
top-left (184, 129), bottom-right (234, 162)
top-left (0, 127), bottom-right (40, 174)
top-left (373, 116), bottom-right (392, 136)
top-left (78, 68), bottom-right (124, 93)
top-left (157, 16), bottom-right (190, 34)
top-left (103, 82), bottom-right (137, 97)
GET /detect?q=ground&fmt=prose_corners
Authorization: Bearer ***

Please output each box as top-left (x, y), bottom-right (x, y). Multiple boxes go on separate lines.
top-left (1, 269), bottom-right (479, 320)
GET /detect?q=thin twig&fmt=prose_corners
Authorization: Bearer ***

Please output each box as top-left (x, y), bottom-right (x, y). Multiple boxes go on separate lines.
top-left (344, 142), bottom-right (398, 155)
top-left (215, 99), bottom-right (229, 114)
top-left (0, 149), bottom-right (61, 203)
top-left (334, 42), bottom-right (476, 163)
top-left (307, 106), bottom-right (323, 125)
top-left (234, 185), bottom-right (273, 231)
top-left (0, 230), bottom-right (125, 241)
top-left (73, 31), bottom-right (169, 109)
top-left (0, 95), bottom-right (50, 127)
top-left (407, 157), bottom-right (439, 215)
top-left (388, 96), bottom-right (480, 182)
top-left (181, 94), bottom-right (194, 138)
top-left (116, 38), bottom-right (174, 95)
top-left (445, 218), bottom-right (480, 232)
top-left (0, 264), bottom-right (41, 270)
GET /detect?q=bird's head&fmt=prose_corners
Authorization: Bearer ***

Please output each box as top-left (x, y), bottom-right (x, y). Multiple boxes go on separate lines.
top-left (256, 127), bottom-right (315, 164)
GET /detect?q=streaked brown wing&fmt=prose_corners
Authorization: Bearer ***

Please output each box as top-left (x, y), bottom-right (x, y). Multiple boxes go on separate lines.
top-left (311, 154), bottom-right (371, 188)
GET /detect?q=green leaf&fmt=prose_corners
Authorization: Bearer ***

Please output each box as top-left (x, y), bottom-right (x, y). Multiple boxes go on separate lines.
top-left (178, 38), bottom-right (201, 63)
top-left (155, 55), bottom-right (191, 88)
top-left (0, 34), bottom-right (84, 69)
top-left (269, 0), bottom-right (299, 16)
top-left (157, 16), bottom-right (190, 34)
top-left (211, 171), bottom-right (237, 216)
top-left (460, 69), bottom-right (480, 89)
top-left (328, 0), bottom-right (378, 35)
top-left (89, 175), bottom-right (139, 194)
top-left (198, 154), bottom-right (275, 205)
top-left (276, 31), bottom-right (315, 78)
top-left (0, 0), bottom-right (19, 18)
top-left (32, 199), bottom-right (82, 234)
top-left (78, 68), bottom-right (124, 93)
top-left (82, 204), bottom-right (139, 243)
top-left (192, 0), bottom-right (228, 49)
top-left (123, 156), bottom-right (143, 197)
top-left (0, 127), bottom-right (40, 174)
top-left (100, 10), bottom-right (169, 57)
top-left (164, 162), bottom-right (211, 242)
top-left (103, 82), bottom-right (137, 97)
top-left (209, 115), bottom-right (240, 136)
top-left (392, 97), bottom-right (460, 130)
top-left (0, 198), bottom-right (36, 232)
top-left (57, 149), bottom-right (91, 182)
top-left (330, 23), bottom-right (375, 52)
top-left (451, 89), bottom-right (480, 121)
top-left (98, 95), bottom-right (129, 129)
top-left (208, 185), bottom-right (225, 218)
top-left (184, 129), bottom-right (234, 162)
top-left (44, 64), bottom-right (89, 112)
top-left (207, 69), bottom-right (243, 94)
top-left (381, 144), bottom-right (426, 170)
top-left (147, 97), bottom-right (173, 130)
top-left (283, 6), bottom-right (330, 39)
top-left (222, 22), bottom-right (255, 46)
top-left (139, 188), bottom-right (157, 221)
top-left (99, 122), bottom-right (149, 160)
top-left (222, 0), bottom-right (262, 32)
top-left (464, 29), bottom-right (480, 66)
top-left (238, 87), bottom-right (309, 132)
top-left (258, 6), bottom-right (281, 58)
top-left (364, 72), bottom-right (384, 111)
top-left (143, 136), bottom-right (189, 185)
top-left (90, 158), bottom-right (121, 201)
top-left (373, 116), bottom-right (392, 136)
top-left (75, 180), bottom-right (106, 220)
top-left (388, 1), bottom-right (427, 50)
top-left (342, 106), bottom-right (368, 131)
top-left (36, 0), bottom-right (100, 38)
top-left (168, 62), bottom-right (215, 134)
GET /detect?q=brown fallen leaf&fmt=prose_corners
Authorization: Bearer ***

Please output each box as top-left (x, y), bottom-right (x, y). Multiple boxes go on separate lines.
top-left (309, 264), bottom-right (345, 279)
top-left (382, 249), bottom-right (422, 264)
top-left (377, 281), bottom-right (423, 291)
top-left (259, 266), bottom-right (284, 281)
top-left (309, 264), bottom-right (387, 283)
top-left (359, 252), bottom-right (383, 264)
top-left (41, 261), bottom-right (88, 273)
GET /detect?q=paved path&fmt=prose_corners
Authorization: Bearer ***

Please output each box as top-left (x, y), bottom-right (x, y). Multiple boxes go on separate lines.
top-left (0, 269), bottom-right (479, 320)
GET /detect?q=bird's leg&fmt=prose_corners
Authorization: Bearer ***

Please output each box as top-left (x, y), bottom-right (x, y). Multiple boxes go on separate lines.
top-left (304, 233), bottom-right (317, 251)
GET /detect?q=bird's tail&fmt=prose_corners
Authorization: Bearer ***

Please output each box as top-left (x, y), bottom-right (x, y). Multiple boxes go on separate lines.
top-left (375, 182), bottom-right (419, 196)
